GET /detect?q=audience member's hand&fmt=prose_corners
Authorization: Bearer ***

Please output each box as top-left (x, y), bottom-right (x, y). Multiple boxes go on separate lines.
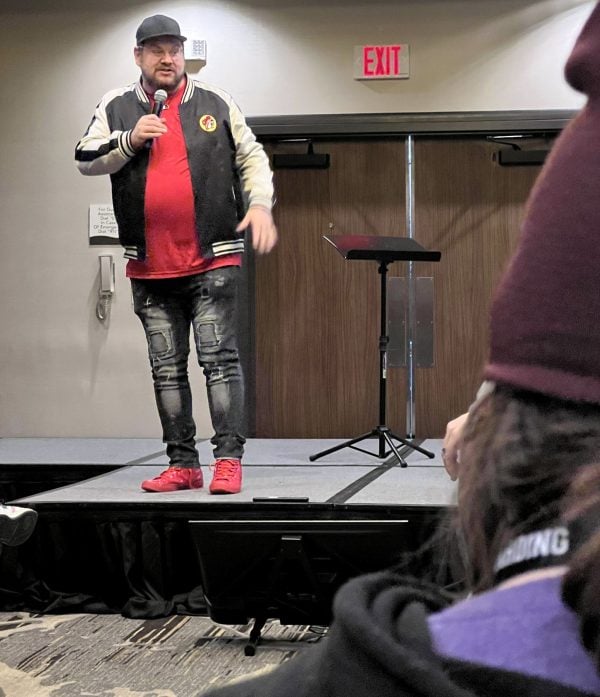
top-left (237, 206), bottom-right (278, 255)
top-left (442, 412), bottom-right (469, 481)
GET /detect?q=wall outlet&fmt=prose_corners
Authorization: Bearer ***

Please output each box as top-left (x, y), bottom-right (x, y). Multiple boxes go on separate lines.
top-left (185, 39), bottom-right (207, 61)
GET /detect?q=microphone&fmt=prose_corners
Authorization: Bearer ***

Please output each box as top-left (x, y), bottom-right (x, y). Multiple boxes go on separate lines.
top-left (144, 89), bottom-right (168, 149)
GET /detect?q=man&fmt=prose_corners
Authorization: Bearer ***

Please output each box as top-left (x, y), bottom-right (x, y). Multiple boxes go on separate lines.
top-left (76, 15), bottom-right (277, 495)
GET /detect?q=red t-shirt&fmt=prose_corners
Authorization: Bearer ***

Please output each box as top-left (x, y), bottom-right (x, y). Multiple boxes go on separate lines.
top-left (126, 79), bottom-right (241, 279)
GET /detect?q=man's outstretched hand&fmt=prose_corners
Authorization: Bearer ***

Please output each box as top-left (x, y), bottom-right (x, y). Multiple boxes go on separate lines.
top-left (237, 206), bottom-right (278, 255)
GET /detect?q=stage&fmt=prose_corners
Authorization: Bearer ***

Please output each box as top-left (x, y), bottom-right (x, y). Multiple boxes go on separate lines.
top-left (0, 437), bottom-right (458, 622)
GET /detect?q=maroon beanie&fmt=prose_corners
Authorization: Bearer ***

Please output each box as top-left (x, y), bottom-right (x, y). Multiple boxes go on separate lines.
top-left (484, 3), bottom-right (600, 404)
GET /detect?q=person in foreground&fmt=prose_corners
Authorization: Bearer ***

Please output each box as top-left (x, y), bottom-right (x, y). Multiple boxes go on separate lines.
top-left (0, 504), bottom-right (37, 548)
top-left (199, 5), bottom-right (600, 696)
top-left (75, 15), bottom-right (276, 495)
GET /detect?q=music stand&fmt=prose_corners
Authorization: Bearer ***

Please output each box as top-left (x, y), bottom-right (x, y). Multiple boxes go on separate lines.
top-left (310, 234), bottom-right (441, 466)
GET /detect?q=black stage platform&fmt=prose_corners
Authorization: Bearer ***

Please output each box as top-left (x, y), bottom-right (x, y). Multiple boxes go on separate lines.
top-left (0, 438), bottom-right (458, 627)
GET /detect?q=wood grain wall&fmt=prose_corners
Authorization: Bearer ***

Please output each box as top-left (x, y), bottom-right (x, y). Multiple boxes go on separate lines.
top-left (254, 137), bottom-right (541, 438)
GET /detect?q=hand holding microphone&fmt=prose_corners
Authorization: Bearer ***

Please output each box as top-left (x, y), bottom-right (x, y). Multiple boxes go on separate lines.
top-left (144, 89), bottom-right (167, 149)
top-left (130, 89), bottom-right (168, 151)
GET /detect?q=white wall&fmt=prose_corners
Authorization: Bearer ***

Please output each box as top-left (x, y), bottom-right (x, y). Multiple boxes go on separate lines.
top-left (0, 0), bottom-right (594, 437)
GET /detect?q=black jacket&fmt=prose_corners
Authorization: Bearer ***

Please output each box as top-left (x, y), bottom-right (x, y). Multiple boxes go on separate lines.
top-left (200, 571), bottom-right (592, 697)
top-left (75, 78), bottom-right (273, 261)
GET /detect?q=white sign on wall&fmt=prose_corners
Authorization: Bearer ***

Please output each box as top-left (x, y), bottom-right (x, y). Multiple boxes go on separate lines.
top-left (89, 204), bottom-right (120, 246)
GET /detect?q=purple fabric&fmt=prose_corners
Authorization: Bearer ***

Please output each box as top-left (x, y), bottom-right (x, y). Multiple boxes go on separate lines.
top-left (428, 576), bottom-right (600, 694)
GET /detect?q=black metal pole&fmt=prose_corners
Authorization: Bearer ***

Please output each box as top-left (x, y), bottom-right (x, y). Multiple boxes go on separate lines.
top-left (378, 261), bottom-right (389, 457)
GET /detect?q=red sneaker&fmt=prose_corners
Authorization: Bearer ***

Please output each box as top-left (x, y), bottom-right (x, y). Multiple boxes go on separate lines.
top-left (209, 459), bottom-right (242, 494)
top-left (141, 466), bottom-right (203, 492)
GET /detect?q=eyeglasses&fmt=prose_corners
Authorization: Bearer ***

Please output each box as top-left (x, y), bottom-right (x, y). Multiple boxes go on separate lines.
top-left (138, 45), bottom-right (184, 59)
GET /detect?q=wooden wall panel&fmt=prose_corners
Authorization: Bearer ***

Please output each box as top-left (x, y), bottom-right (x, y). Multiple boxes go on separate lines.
top-left (255, 137), bottom-right (541, 439)
top-left (256, 139), bottom-right (406, 437)
top-left (389, 138), bottom-right (541, 437)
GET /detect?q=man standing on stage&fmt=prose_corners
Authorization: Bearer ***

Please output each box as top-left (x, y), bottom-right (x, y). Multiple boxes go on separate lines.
top-left (76, 15), bottom-right (276, 495)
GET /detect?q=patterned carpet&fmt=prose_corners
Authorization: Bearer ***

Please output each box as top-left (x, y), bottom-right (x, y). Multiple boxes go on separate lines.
top-left (0, 612), bottom-right (322, 697)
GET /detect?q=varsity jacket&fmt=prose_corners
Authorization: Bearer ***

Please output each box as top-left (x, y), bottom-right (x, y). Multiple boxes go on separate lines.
top-left (201, 571), bottom-right (592, 697)
top-left (75, 78), bottom-right (273, 261)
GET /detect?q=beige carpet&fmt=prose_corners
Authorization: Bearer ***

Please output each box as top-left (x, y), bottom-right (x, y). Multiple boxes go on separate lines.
top-left (0, 612), bottom-right (323, 697)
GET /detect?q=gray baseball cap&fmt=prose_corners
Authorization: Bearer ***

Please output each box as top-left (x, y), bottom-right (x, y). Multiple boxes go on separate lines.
top-left (136, 15), bottom-right (187, 44)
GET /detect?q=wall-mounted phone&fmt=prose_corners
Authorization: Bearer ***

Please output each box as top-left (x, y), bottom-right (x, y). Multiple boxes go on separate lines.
top-left (96, 255), bottom-right (115, 321)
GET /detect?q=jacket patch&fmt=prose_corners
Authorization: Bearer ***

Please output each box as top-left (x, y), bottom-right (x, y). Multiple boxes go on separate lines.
top-left (199, 114), bottom-right (217, 132)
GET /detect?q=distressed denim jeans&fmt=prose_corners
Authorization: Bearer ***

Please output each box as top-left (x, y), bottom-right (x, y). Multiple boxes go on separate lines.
top-left (131, 267), bottom-right (246, 466)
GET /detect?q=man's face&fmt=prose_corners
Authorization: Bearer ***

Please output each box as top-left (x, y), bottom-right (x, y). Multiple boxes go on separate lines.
top-left (134, 38), bottom-right (185, 93)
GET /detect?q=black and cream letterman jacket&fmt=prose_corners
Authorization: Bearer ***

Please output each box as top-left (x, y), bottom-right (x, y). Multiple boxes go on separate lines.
top-left (75, 77), bottom-right (273, 262)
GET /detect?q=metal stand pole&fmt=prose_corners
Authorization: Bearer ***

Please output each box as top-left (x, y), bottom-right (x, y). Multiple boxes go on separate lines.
top-left (405, 134), bottom-right (416, 439)
top-left (378, 261), bottom-right (389, 458)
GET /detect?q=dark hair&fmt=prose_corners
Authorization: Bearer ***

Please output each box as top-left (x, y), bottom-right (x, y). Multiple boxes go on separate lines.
top-left (455, 384), bottom-right (600, 664)
top-left (561, 466), bottom-right (600, 670)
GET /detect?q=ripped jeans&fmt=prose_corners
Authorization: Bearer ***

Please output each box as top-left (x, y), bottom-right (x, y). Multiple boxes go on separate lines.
top-left (131, 266), bottom-right (245, 467)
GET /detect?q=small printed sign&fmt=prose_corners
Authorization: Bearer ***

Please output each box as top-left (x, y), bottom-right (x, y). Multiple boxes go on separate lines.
top-left (89, 204), bottom-right (120, 246)
top-left (354, 44), bottom-right (410, 80)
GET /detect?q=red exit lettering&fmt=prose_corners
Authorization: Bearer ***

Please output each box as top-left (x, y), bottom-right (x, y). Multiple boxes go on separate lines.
top-left (362, 45), bottom-right (402, 77)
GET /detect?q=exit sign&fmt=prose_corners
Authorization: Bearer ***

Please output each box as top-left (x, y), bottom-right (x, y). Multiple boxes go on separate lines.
top-left (354, 44), bottom-right (410, 80)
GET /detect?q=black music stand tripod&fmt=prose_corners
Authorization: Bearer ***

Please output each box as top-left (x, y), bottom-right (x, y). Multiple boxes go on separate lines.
top-left (309, 234), bottom-right (441, 467)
